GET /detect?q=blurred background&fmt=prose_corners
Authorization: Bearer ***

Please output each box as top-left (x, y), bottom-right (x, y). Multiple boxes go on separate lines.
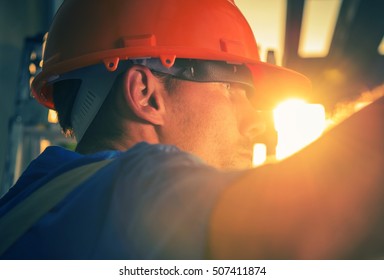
top-left (0, 0), bottom-right (383, 196)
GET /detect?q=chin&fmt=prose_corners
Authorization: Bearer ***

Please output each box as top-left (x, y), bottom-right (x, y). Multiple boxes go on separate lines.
top-left (203, 151), bottom-right (253, 170)
top-left (219, 158), bottom-right (253, 170)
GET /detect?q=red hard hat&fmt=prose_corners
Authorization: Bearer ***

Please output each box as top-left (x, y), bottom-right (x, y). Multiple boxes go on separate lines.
top-left (31, 0), bottom-right (311, 110)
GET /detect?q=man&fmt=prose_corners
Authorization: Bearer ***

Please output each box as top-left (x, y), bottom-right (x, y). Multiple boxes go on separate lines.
top-left (0, 0), bottom-right (383, 259)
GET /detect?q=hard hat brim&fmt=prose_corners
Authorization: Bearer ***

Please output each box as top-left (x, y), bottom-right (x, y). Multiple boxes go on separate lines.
top-left (247, 62), bottom-right (312, 110)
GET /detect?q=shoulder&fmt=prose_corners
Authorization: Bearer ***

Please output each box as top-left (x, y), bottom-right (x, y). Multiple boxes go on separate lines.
top-left (108, 143), bottom-right (243, 259)
top-left (120, 142), bottom-right (203, 164)
top-left (114, 142), bottom-right (209, 180)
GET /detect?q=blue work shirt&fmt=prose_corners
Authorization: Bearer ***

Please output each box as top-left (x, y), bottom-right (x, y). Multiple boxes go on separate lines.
top-left (0, 142), bottom-right (240, 259)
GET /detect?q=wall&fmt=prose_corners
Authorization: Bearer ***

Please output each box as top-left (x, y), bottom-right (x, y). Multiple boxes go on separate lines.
top-left (0, 0), bottom-right (52, 191)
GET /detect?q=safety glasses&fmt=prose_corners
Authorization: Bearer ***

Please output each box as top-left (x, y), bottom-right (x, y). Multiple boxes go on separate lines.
top-left (132, 58), bottom-right (255, 91)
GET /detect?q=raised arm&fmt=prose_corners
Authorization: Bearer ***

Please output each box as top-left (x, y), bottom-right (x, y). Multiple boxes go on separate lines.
top-left (209, 97), bottom-right (384, 259)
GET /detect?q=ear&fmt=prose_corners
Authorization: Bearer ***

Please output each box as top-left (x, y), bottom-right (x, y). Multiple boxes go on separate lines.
top-left (123, 65), bottom-right (165, 125)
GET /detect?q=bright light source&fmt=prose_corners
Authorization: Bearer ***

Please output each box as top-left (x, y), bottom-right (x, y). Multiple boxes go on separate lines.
top-left (378, 36), bottom-right (384, 55)
top-left (253, 143), bottom-right (267, 166)
top-left (298, 0), bottom-right (342, 57)
top-left (29, 77), bottom-right (34, 88)
top-left (274, 99), bottom-right (326, 160)
top-left (48, 109), bottom-right (58, 123)
top-left (30, 51), bottom-right (37, 61)
top-left (29, 63), bottom-right (37, 75)
top-left (40, 139), bottom-right (51, 154)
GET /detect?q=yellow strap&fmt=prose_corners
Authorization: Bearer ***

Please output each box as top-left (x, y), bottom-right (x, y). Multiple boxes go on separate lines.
top-left (0, 159), bottom-right (113, 255)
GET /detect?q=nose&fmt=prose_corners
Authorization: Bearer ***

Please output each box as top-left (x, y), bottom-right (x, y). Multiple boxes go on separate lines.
top-left (239, 100), bottom-right (266, 142)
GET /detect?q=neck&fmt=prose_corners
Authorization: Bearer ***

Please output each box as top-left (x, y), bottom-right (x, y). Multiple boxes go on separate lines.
top-left (77, 121), bottom-right (161, 154)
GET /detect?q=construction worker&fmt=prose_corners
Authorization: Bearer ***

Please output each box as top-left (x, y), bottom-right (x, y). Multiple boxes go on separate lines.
top-left (1, 0), bottom-right (383, 259)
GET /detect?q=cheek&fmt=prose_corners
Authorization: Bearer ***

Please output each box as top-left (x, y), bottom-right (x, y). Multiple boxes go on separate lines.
top-left (190, 95), bottom-right (235, 129)
top-left (180, 98), bottom-right (240, 149)
top-left (163, 84), bottom-right (243, 167)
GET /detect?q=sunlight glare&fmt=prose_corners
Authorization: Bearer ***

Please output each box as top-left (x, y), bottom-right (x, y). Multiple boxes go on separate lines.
top-left (298, 0), bottom-right (342, 57)
top-left (274, 99), bottom-right (326, 160)
top-left (47, 109), bottom-right (58, 123)
top-left (253, 143), bottom-right (267, 166)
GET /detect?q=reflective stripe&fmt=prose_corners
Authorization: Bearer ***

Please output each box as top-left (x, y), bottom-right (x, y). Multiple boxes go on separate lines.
top-left (0, 159), bottom-right (113, 255)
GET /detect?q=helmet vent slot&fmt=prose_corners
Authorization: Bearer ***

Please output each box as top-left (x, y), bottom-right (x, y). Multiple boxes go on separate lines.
top-left (79, 90), bottom-right (96, 120)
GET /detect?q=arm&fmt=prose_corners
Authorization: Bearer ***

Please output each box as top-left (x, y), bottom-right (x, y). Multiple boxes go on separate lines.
top-left (209, 97), bottom-right (384, 259)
